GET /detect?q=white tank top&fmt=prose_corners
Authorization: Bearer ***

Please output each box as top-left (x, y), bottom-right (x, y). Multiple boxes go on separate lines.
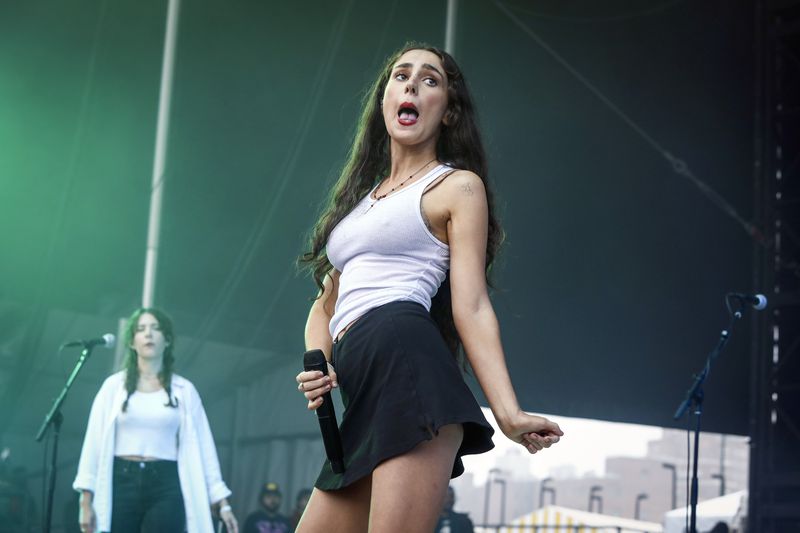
top-left (327, 164), bottom-right (452, 340)
top-left (114, 389), bottom-right (180, 460)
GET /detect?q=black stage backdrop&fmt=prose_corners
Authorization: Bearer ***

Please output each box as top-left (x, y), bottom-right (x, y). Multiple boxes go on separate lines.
top-left (1, 0), bottom-right (754, 452)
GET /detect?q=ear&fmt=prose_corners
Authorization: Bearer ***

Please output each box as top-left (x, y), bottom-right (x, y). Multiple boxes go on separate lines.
top-left (443, 107), bottom-right (458, 126)
top-left (442, 110), bottom-right (452, 126)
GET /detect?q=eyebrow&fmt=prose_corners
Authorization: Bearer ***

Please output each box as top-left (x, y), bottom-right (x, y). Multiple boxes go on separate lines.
top-left (393, 62), bottom-right (444, 78)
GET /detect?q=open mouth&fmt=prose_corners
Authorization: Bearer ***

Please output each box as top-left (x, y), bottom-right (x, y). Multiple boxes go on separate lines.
top-left (398, 102), bottom-right (419, 125)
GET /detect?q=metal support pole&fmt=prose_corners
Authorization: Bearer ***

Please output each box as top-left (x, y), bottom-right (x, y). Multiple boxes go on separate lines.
top-left (445, 0), bottom-right (458, 55)
top-left (538, 477), bottom-right (552, 509)
top-left (482, 471), bottom-right (493, 527)
top-left (717, 434), bottom-right (727, 495)
top-left (712, 473), bottom-right (726, 497)
top-left (142, 0), bottom-right (181, 307)
top-left (635, 493), bottom-right (648, 520)
top-left (589, 485), bottom-right (602, 513)
top-left (662, 462), bottom-right (677, 510)
top-left (495, 478), bottom-right (507, 525)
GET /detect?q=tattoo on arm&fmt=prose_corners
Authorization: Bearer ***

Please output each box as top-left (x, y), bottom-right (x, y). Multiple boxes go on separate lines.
top-left (461, 183), bottom-right (473, 196)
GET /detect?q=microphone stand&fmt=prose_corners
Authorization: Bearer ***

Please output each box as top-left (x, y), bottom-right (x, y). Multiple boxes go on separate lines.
top-left (35, 344), bottom-right (97, 533)
top-left (673, 302), bottom-right (743, 533)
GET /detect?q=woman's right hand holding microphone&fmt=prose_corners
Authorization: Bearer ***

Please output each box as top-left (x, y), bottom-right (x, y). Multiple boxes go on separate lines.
top-left (296, 362), bottom-right (338, 410)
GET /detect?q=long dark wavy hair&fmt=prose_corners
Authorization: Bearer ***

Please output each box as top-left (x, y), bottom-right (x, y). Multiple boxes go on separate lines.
top-left (300, 42), bottom-right (503, 359)
top-left (121, 307), bottom-right (179, 412)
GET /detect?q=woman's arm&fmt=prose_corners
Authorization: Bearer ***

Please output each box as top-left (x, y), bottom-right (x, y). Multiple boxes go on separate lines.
top-left (214, 497), bottom-right (238, 533)
top-left (78, 490), bottom-right (96, 533)
top-left (445, 171), bottom-right (563, 452)
top-left (73, 382), bottom-right (110, 493)
top-left (73, 377), bottom-right (116, 533)
top-left (304, 269), bottom-right (339, 358)
top-left (298, 269), bottom-right (340, 410)
top-left (189, 386), bottom-right (231, 502)
top-left (186, 382), bottom-right (239, 532)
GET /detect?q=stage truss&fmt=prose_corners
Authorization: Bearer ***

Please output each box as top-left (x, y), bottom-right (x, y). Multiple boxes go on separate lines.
top-left (750, 0), bottom-right (800, 531)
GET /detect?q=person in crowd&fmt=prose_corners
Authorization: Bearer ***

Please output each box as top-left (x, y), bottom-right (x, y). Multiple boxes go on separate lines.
top-left (243, 482), bottom-right (291, 533)
top-left (73, 307), bottom-right (238, 533)
top-left (1, 464), bottom-right (37, 532)
top-left (435, 486), bottom-right (474, 533)
top-left (289, 488), bottom-right (312, 531)
top-left (295, 42), bottom-right (563, 532)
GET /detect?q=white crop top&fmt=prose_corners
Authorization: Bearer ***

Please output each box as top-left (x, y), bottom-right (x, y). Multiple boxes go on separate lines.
top-left (327, 164), bottom-right (452, 340)
top-left (114, 389), bottom-right (180, 460)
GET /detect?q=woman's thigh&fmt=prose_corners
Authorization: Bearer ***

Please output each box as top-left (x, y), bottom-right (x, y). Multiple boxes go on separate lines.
top-left (295, 474), bottom-right (372, 533)
top-left (110, 469), bottom-right (143, 533)
top-left (368, 423), bottom-right (463, 533)
top-left (140, 482), bottom-right (185, 532)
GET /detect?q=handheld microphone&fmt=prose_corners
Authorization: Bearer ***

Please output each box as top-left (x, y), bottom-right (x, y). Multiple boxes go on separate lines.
top-left (61, 333), bottom-right (116, 349)
top-left (729, 293), bottom-right (768, 311)
top-left (303, 349), bottom-right (345, 474)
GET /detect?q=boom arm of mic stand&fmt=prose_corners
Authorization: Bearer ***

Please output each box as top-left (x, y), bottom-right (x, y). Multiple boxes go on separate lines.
top-left (674, 360), bottom-right (713, 420)
top-left (673, 317), bottom-right (737, 421)
top-left (35, 346), bottom-right (94, 442)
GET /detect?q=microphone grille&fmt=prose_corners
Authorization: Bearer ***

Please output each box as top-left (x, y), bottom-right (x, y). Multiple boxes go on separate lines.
top-left (102, 333), bottom-right (116, 348)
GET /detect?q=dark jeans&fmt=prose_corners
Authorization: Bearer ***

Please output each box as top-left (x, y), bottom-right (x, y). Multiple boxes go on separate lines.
top-left (110, 457), bottom-right (185, 533)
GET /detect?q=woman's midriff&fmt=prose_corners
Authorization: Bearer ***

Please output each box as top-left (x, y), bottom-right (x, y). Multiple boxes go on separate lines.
top-left (334, 316), bottom-right (361, 343)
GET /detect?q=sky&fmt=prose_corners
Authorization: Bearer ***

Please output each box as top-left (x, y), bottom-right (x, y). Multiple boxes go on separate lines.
top-left (462, 408), bottom-right (664, 485)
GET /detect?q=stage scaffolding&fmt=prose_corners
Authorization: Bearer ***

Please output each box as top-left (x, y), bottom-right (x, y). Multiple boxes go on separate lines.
top-left (750, 0), bottom-right (800, 531)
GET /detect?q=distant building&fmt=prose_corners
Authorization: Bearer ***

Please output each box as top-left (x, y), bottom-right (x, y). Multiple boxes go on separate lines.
top-left (453, 427), bottom-right (748, 526)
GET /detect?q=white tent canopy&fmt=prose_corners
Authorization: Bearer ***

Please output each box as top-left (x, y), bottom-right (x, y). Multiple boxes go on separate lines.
top-left (662, 490), bottom-right (747, 533)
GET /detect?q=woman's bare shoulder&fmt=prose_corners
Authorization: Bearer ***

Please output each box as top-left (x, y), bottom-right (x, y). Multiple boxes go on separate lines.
top-left (435, 169), bottom-right (487, 214)
top-left (440, 169), bottom-right (486, 197)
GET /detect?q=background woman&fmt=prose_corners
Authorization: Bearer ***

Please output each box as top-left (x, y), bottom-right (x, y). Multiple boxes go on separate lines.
top-left (73, 308), bottom-right (238, 533)
top-left (295, 43), bottom-right (563, 532)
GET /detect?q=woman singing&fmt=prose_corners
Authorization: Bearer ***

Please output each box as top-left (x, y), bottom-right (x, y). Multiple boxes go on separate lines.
top-left (295, 43), bottom-right (563, 532)
top-left (73, 308), bottom-right (238, 533)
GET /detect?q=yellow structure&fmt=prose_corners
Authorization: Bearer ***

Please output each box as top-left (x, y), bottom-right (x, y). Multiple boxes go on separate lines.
top-left (479, 505), bottom-right (662, 533)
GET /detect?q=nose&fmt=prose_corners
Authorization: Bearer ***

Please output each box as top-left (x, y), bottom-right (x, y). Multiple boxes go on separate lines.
top-left (404, 79), bottom-right (417, 95)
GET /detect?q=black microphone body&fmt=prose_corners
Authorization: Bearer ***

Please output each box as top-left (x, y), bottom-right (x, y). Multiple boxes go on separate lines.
top-left (61, 333), bottom-right (116, 349)
top-left (730, 293), bottom-right (768, 310)
top-left (304, 349), bottom-right (345, 474)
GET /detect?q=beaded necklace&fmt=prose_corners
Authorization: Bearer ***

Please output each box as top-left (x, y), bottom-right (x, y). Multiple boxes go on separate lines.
top-left (371, 158), bottom-right (438, 203)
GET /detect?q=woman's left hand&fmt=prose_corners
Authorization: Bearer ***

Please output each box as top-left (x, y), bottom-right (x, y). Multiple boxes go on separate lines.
top-left (500, 411), bottom-right (563, 454)
top-left (220, 505), bottom-right (238, 533)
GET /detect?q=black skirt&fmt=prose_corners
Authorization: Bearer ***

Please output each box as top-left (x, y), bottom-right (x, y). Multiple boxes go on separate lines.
top-left (315, 300), bottom-right (495, 491)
